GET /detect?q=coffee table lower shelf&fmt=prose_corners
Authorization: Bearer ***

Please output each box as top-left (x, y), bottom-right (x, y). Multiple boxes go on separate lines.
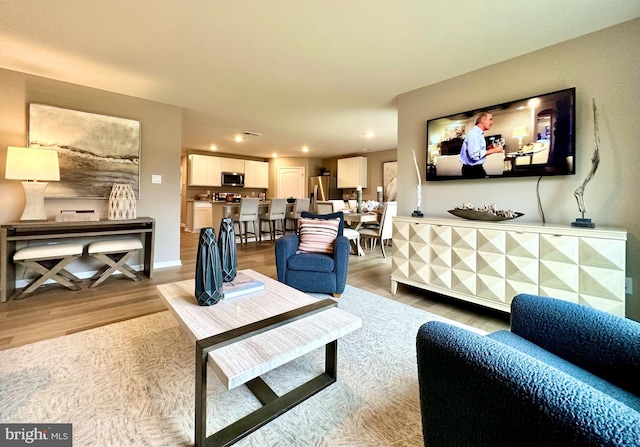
top-left (204, 344), bottom-right (336, 447)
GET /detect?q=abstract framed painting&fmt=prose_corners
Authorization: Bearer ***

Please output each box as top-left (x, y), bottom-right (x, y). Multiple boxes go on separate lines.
top-left (383, 161), bottom-right (397, 202)
top-left (28, 103), bottom-right (140, 198)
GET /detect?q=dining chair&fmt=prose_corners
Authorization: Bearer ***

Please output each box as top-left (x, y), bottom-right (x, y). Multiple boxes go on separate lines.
top-left (258, 198), bottom-right (287, 242)
top-left (315, 201), bottom-right (334, 214)
top-left (357, 201), bottom-right (397, 258)
top-left (330, 199), bottom-right (346, 212)
top-left (232, 198), bottom-right (260, 245)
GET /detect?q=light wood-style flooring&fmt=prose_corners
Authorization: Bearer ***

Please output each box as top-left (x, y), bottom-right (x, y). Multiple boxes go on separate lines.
top-left (0, 230), bottom-right (509, 350)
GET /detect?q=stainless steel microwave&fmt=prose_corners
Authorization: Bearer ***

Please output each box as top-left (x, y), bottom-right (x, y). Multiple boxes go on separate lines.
top-left (221, 172), bottom-right (244, 187)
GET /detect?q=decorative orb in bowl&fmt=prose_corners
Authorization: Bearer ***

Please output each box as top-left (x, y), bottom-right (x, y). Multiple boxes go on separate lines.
top-left (286, 198), bottom-right (296, 203)
top-left (448, 209), bottom-right (524, 221)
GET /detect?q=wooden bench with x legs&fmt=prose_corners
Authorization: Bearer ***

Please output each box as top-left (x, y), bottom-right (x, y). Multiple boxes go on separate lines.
top-left (12, 243), bottom-right (84, 299)
top-left (87, 238), bottom-right (143, 287)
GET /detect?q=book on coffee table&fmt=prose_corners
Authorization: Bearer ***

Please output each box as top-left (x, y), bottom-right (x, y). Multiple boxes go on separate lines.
top-left (222, 272), bottom-right (265, 299)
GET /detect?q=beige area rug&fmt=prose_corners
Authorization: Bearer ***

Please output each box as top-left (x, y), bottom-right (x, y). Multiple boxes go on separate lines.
top-left (0, 285), bottom-right (482, 447)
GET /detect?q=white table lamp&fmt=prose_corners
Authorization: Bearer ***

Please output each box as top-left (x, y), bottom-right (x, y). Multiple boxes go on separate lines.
top-left (511, 127), bottom-right (528, 150)
top-left (5, 146), bottom-right (60, 221)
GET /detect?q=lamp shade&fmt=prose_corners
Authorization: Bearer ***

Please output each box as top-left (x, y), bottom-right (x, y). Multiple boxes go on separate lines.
top-left (5, 146), bottom-right (60, 181)
top-left (511, 127), bottom-right (528, 139)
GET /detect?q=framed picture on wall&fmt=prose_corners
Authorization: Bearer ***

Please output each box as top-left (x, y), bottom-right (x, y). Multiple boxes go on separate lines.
top-left (383, 161), bottom-right (397, 202)
top-left (28, 103), bottom-right (141, 198)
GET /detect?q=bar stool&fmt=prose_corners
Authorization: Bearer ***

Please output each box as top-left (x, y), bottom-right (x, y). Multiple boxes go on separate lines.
top-left (286, 198), bottom-right (310, 233)
top-left (13, 243), bottom-right (84, 299)
top-left (258, 198), bottom-right (287, 242)
top-left (87, 238), bottom-right (143, 288)
top-left (232, 198), bottom-right (260, 245)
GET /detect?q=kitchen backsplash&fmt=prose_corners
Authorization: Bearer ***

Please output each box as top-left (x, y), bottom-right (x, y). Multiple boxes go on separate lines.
top-left (188, 186), bottom-right (267, 200)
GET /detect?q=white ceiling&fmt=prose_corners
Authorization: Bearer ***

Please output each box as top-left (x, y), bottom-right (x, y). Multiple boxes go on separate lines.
top-left (1, 1), bottom-right (638, 159)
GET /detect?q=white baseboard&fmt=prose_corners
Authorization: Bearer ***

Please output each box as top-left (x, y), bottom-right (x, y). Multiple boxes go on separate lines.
top-left (153, 260), bottom-right (183, 270)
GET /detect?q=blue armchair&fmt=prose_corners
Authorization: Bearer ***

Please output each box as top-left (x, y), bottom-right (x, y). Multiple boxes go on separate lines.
top-left (275, 211), bottom-right (349, 297)
top-left (417, 294), bottom-right (640, 446)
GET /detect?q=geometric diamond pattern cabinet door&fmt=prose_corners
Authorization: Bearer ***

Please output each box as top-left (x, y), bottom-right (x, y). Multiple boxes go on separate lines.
top-left (391, 220), bottom-right (411, 280)
top-left (407, 221), bottom-right (430, 283)
top-left (578, 237), bottom-right (626, 316)
top-left (505, 231), bottom-right (539, 303)
top-left (428, 225), bottom-right (452, 289)
top-left (451, 226), bottom-right (477, 295)
top-left (539, 234), bottom-right (580, 303)
top-left (476, 228), bottom-right (506, 303)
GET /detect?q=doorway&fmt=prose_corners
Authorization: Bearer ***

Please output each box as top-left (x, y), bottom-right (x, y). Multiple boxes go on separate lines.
top-left (277, 166), bottom-right (306, 199)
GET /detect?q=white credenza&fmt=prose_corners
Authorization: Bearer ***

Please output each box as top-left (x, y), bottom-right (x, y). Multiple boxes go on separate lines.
top-left (391, 216), bottom-right (627, 316)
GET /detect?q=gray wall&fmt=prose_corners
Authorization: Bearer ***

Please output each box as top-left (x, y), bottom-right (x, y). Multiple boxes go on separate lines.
top-left (0, 68), bottom-right (182, 268)
top-left (397, 19), bottom-right (640, 319)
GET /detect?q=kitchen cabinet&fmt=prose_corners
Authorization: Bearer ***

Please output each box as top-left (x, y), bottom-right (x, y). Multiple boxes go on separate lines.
top-left (188, 154), bottom-right (222, 186)
top-left (337, 156), bottom-right (367, 189)
top-left (221, 158), bottom-right (245, 174)
top-left (391, 216), bottom-right (627, 316)
top-left (186, 201), bottom-right (213, 232)
top-left (244, 160), bottom-right (269, 188)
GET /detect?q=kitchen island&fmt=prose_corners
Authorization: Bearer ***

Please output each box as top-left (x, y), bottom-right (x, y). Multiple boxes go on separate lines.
top-left (213, 201), bottom-right (294, 231)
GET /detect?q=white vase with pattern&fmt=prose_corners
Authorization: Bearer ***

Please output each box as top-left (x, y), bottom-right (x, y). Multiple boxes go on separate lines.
top-left (108, 183), bottom-right (137, 220)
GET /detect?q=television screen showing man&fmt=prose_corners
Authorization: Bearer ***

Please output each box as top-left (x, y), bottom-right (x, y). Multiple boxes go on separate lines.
top-left (459, 112), bottom-right (504, 178)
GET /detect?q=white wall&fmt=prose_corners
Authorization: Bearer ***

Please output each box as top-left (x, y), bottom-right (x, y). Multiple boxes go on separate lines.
top-left (0, 68), bottom-right (183, 268)
top-left (397, 19), bottom-right (640, 319)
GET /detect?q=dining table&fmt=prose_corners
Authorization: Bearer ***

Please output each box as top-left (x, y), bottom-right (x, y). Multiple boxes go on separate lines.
top-left (343, 211), bottom-right (380, 256)
top-left (344, 211), bottom-right (380, 230)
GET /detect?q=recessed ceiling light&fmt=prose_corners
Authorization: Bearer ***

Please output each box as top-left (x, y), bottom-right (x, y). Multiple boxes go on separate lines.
top-left (272, 153), bottom-right (278, 158)
top-left (364, 131), bottom-right (375, 138)
top-left (302, 146), bottom-right (309, 152)
top-left (209, 145), bottom-right (217, 151)
top-left (234, 135), bottom-right (244, 142)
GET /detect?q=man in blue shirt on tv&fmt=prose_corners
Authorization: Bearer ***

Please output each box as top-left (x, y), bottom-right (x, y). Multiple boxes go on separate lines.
top-left (459, 111), bottom-right (503, 178)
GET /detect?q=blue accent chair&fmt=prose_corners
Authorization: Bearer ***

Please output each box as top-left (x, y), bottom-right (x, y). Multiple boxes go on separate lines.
top-left (275, 211), bottom-right (349, 297)
top-left (416, 294), bottom-right (640, 446)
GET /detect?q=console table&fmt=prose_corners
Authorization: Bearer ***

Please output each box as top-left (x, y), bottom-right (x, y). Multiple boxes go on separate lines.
top-left (1, 217), bottom-right (155, 302)
top-left (391, 216), bottom-right (627, 316)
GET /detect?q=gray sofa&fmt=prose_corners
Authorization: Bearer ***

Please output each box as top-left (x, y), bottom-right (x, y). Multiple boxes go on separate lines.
top-left (416, 294), bottom-right (640, 446)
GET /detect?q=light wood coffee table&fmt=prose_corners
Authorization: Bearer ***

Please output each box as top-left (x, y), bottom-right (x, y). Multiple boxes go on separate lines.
top-left (156, 269), bottom-right (362, 447)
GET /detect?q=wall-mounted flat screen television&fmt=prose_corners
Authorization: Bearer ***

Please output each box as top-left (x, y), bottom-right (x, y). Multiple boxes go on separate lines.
top-left (426, 87), bottom-right (576, 181)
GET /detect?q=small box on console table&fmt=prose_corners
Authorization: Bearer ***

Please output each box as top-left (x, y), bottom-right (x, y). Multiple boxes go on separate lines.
top-left (55, 210), bottom-right (100, 222)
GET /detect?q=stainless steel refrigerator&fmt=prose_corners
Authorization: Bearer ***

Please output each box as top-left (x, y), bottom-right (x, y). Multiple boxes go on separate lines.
top-left (309, 176), bottom-right (341, 202)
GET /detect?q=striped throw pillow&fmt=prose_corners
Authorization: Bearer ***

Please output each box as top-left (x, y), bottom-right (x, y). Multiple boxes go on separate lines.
top-left (297, 217), bottom-right (340, 254)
